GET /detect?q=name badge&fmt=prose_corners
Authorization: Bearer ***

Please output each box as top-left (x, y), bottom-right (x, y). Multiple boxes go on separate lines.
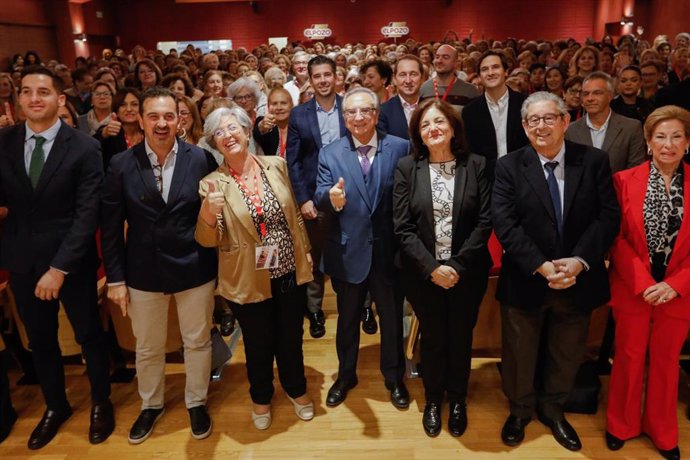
top-left (256, 245), bottom-right (279, 270)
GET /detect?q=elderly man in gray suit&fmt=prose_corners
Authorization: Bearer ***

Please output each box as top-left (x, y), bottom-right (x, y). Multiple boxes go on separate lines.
top-left (565, 71), bottom-right (645, 174)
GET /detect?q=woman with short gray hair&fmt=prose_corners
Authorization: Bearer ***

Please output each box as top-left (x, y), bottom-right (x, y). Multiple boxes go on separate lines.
top-left (227, 77), bottom-right (263, 122)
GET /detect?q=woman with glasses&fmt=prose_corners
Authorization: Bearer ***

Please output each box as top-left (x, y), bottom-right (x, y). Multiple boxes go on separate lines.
top-left (563, 76), bottom-right (584, 121)
top-left (178, 95), bottom-right (204, 145)
top-left (227, 76), bottom-right (262, 123)
top-left (195, 106), bottom-right (314, 430)
top-left (77, 80), bottom-right (115, 136)
top-left (393, 98), bottom-right (492, 438)
top-left (133, 59), bottom-right (162, 91)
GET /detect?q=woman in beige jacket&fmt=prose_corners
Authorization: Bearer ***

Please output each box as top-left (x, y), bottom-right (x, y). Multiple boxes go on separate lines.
top-left (196, 106), bottom-right (314, 430)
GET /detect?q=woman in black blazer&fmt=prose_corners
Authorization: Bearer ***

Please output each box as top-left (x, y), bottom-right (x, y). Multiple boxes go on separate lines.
top-left (393, 98), bottom-right (492, 438)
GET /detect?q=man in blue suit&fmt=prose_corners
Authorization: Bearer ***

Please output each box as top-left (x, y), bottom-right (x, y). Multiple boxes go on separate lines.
top-left (315, 87), bottom-right (410, 408)
top-left (286, 55), bottom-right (347, 338)
top-left (101, 87), bottom-right (218, 444)
top-left (377, 54), bottom-right (423, 140)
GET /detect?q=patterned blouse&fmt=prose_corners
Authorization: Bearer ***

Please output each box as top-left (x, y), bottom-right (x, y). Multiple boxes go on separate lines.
top-left (643, 161), bottom-right (684, 282)
top-left (429, 159), bottom-right (456, 260)
top-left (232, 168), bottom-right (296, 279)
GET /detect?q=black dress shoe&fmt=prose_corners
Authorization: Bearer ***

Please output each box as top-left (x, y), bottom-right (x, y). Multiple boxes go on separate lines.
top-left (658, 446), bottom-right (681, 460)
top-left (220, 312), bottom-right (236, 337)
top-left (189, 405), bottom-right (212, 440)
top-left (28, 408), bottom-right (73, 450)
top-left (89, 400), bottom-right (115, 444)
top-left (386, 381), bottom-right (410, 409)
top-left (0, 407), bottom-right (18, 444)
top-left (422, 402), bottom-right (442, 437)
top-left (539, 415), bottom-right (581, 451)
top-left (605, 431), bottom-right (624, 450)
top-left (128, 407), bottom-right (165, 444)
top-left (326, 379), bottom-right (356, 407)
top-left (501, 414), bottom-right (530, 446)
top-left (448, 401), bottom-right (468, 437)
top-left (307, 311), bottom-right (326, 338)
top-left (361, 306), bottom-right (378, 335)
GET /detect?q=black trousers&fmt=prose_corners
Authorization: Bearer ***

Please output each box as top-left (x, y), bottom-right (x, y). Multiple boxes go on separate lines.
top-left (500, 291), bottom-right (591, 420)
top-left (410, 272), bottom-right (488, 404)
top-left (10, 269), bottom-right (111, 412)
top-left (229, 273), bottom-right (307, 405)
top-left (331, 267), bottom-right (405, 384)
top-left (304, 213), bottom-right (326, 314)
top-left (0, 351), bottom-right (16, 430)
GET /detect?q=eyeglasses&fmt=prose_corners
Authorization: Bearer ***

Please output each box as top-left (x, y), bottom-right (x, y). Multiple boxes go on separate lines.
top-left (567, 88), bottom-right (581, 95)
top-left (343, 107), bottom-right (377, 119)
top-left (233, 94), bottom-right (255, 102)
top-left (179, 110), bottom-right (191, 118)
top-left (525, 113), bottom-right (562, 127)
top-left (213, 124), bottom-right (242, 138)
top-left (93, 91), bottom-right (112, 98)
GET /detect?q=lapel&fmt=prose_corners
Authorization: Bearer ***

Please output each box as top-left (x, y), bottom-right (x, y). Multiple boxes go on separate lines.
top-left (627, 163), bottom-right (650, 253)
top-left (569, 119), bottom-right (592, 146)
top-left (601, 112), bottom-right (622, 153)
top-left (668, 163), bottom-right (690, 271)
top-left (413, 156), bottom-right (435, 242)
top-left (34, 122), bottom-right (69, 197)
top-left (562, 141), bottom-right (585, 224)
top-left (336, 94), bottom-right (347, 137)
top-left (452, 155), bottom-right (468, 234)
top-left (521, 146), bottom-right (557, 225)
top-left (344, 135), bottom-right (373, 211)
top-left (216, 162), bottom-right (262, 244)
top-left (133, 143), bottom-right (166, 210)
top-left (507, 90), bottom-right (524, 148)
top-left (164, 139), bottom-right (190, 209)
top-left (368, 134), bottom-right (391, 212)
top-left (9, 123), bottom-right (33, 193)
top-left (306, 99), bottom-right (322, 151)
top-left (392, 96), bottom-right (406, 126)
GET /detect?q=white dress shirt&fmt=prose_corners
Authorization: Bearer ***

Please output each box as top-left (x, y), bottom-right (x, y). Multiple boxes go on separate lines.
top-left (144, 139), bottom-right (178, 203)
top-left (485, 88), bottom-right (510, 158)
top-left (24, 118), bottom-right (62, 173)
top-left (353, 133), bottom-right (378, 167)
top-left (585, 109), bottom-right (612, 150)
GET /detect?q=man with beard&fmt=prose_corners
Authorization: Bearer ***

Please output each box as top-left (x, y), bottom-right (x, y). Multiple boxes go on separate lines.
top-left (101, 87), bottom-right (218, 444)
top-left (286, 55), bottom-right (346, 338)
top-left (419, 44), bottom-right (479, 111)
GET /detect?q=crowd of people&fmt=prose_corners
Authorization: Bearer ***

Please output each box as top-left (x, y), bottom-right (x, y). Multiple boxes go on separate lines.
top-left (1, 29), bottom-right (690, 459)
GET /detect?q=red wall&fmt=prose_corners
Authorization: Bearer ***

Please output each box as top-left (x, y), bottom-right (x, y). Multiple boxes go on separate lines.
top-left (644, 0), bottom-right (690, 43)
top-left (113, 0), bottom-right (597, 51)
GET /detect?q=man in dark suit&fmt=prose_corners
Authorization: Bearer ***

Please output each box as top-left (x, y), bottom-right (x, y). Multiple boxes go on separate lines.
top-left (492, 92), bottom-right (619, 452)
top-left (0, 66), bottom-right (113, 449)
top-left (462, 50), bottom-right (529, 180)
top-left (315, 87), bottom-right (410, 409)
top-left (377, 54), bottom-right (423, 140)
top-left (565, 71), bottom-right (645, 174)
top-left (286, 55), bottom-right (347, 338)
top-left (101, 87), bottom-right (218, 444)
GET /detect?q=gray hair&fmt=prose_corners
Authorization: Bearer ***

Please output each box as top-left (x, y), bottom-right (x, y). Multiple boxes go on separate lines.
top-left (292, 51), bottom-right (311, 65)
top-left (263, 67), bottom-right (286, 86)
top-left (342, 86), bottom-right (379, 110)
top-left (226, 76), bottom-right (262, 103)
top-left (583, 71), bottom-right (615, 93)
top-left (521, 91), bottom-right (569, 119)
top-left (203, 106), bottom-right (253, 150)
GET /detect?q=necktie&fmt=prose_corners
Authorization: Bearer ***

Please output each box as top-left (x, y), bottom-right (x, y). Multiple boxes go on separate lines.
top-left (29, 135), bottom-right (46, 189)
top-left (544, 161), bottom-right (563, 234)
top-left (357, 145), bottom-right (372, 176)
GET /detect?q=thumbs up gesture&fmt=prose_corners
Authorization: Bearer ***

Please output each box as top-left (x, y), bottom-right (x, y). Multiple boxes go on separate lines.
top-left (102, 112), bottom-right (122, 138)
top-left (201, 180), bottom-right (224, 226)
top-left (329, 177), bottom-right (347, 211)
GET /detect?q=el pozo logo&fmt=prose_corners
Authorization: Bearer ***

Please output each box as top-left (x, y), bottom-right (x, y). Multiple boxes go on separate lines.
top-left (381, 22), bottom-right (410, 38)
top-left (304, 24), bottom-right (332, 40)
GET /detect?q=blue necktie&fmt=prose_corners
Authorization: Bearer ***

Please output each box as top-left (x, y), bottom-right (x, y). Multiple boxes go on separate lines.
top-left (544, 161), bottom-right (563, 234)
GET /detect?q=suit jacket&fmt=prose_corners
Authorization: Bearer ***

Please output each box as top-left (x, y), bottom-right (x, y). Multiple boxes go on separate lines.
top-left (0, 121), bottom-right (102, 275)
top-left (94, 126), bottom-right (129, 172)
top-left (392, 153), bottom-right (493, 290)
top-left (609, 161), bottom-right (690, 320)
top-left (101, 139), bottom-right (218, 293)
top-left (314, 132), bottom-right (410, 284)
top-left (195, 156), bottom-right (313, 304)
top-left (286, 96), bottom-right (346, 205)
top-left (377, 96), bottom-right (411, 140)
top-left (462, 88), bottom-right (529, 180)
top-left (565, 111), bottom-right (646, 173)
top-left (252, 116), bottom-right (286, 157)
top-left (492, 141), bottom-right (620, 311)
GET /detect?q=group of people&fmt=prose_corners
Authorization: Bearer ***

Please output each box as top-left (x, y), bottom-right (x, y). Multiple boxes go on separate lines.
top-left (0, 30), bottom-right (689, 460)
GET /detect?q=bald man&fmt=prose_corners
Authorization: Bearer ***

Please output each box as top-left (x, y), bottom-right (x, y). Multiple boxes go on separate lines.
top-left (419, 44), bottom-right (479, 111)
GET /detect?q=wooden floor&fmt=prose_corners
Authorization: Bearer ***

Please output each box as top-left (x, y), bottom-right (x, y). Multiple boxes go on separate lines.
top-left (4, 285), bottom-right (690, 459)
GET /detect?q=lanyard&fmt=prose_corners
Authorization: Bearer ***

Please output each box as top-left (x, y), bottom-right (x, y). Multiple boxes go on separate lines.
top-left (227, 163), bottom-right (267, 239)
top-left (278, 128), bottom-right (287, 158)
top-left (433, 75), bottom-right (456, 102)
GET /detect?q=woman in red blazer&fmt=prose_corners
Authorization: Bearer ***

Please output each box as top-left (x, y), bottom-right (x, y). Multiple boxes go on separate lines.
top-left (606, 105), bottom-right (690, 460)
